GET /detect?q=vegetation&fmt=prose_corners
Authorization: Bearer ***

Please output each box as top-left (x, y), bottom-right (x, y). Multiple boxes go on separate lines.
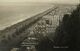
top-left (36, 4), bottom-right (80, 51)
top-left (51, 4), bottom-right (80, 49)
top-left (54, 4), bottom-right (80, 48)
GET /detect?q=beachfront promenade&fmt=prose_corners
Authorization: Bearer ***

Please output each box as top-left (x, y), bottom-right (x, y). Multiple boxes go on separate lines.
top-left (0, 5), bottom-right (75, 51)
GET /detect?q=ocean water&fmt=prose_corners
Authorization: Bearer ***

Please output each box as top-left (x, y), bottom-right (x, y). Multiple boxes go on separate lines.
top-left (0, 2), bottom-right (54, 30)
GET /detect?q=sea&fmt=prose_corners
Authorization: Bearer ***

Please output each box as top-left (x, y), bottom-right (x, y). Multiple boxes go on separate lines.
top-left (0, 2), bottom-right (54, 30)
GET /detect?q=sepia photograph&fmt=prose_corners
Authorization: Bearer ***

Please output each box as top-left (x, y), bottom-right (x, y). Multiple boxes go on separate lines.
top-left (0, 0), bottom-right (79, 51)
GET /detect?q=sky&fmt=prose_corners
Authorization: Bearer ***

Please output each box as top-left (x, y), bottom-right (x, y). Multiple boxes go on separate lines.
top-left (0, 0), bottom-right (79, 4)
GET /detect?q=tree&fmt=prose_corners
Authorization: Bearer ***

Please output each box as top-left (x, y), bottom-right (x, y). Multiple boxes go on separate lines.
top-left (54, 4), bottom-right (80, 48)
